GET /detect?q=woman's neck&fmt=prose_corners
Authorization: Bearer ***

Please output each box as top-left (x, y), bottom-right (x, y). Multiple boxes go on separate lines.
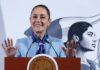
top-left (34, 31), bottom-right (46, 40)
top-left (76, 49), bottom-right (86, 60)
top-left (75, 48), bottom-right (90, 66)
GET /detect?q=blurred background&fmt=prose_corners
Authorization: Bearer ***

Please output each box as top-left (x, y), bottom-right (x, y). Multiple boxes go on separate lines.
top-left (0, 0), bottom-right (100, 69)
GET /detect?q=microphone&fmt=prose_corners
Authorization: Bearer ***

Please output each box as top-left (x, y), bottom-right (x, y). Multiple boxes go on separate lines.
top-left (26, 39), bottom-right (59, 57)
top-left (26, 33), bottom-right (59, 57)
top-left (44, 39), bottom-right (59, 57)
top-left (26, 33), bottom-right (37, 57)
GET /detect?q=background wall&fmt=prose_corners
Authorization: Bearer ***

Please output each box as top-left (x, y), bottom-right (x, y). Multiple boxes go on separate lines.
top-left (0, 0), bottom-right (100, 70)
top-left (0, 1), bottom-right (6, 70)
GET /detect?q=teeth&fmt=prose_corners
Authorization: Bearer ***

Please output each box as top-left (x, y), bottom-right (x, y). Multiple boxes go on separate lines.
top-left (35, 25), bottom-right (41, 26)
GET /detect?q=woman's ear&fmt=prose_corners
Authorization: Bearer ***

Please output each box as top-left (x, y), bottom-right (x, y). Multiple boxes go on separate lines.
top-left (73, 34), bottom-right (79, 42)
top-left (48, 19), bottom-right (51, 26)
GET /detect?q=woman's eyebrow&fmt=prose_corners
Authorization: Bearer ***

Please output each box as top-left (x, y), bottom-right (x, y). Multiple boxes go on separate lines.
top-left (88, 32), bottom-right (93, 35)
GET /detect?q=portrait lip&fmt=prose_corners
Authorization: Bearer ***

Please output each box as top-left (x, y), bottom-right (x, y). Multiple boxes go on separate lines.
top-left (92, 44), bottom-right (96, 48)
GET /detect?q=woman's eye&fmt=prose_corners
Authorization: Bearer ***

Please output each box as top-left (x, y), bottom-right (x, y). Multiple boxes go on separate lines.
top-left (40, 16), bottom-right (45, 19)
top-left (32, 16), bottom-right (37, 19)
top-left (88, 34), bottom-right (92, 36)
top-left (88, 32), bottom-right (93, 36)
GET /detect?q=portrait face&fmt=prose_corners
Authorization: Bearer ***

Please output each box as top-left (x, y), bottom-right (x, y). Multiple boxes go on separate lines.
top-left (30, 7), bottom-right (51, 34)
top-left (79, 27), bottom-right (97, 51)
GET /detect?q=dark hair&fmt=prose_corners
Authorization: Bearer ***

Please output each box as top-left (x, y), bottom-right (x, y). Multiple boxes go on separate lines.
top-left (68, 21), bottom-right (92, 41)
top-left (30, 4), bottom-right (50, 19)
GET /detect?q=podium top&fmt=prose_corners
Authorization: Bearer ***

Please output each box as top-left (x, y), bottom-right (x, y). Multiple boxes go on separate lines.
top-left (5, 57), bottom-right (80, 70)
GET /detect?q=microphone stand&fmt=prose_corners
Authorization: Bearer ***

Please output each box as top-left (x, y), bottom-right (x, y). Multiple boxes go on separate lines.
top-left (26, 41), bottom-right (34, 57)
top-left (45, 40), bottom-right (59, 57)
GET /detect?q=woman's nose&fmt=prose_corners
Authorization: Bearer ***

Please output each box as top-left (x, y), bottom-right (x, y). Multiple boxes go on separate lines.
top-left (93, 34), bottom-right (97, 42)
top-left (93, 40), bottom-right (96, 43)
top-left (93, 37), bottom-right (97, 43)
top-left (36, 16), bottom-right (41, 22)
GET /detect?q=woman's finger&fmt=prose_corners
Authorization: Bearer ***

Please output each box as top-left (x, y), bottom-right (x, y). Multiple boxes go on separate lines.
top-left (7, 38), bottom-right (11, 48)
top-left (8, 38), bottom-right (13, 48)
top-left (2, 43), bottom-right (7, 51)
top-left (4, 39), bottom-right (8, 47)
top-left (62, 47), bottom-right (68, 55)
top-left (10, 38), bottom-right (13, 47)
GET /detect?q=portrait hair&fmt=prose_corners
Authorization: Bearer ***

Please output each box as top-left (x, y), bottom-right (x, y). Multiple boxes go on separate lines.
top-left (68, 21), bottom-right (92, 42)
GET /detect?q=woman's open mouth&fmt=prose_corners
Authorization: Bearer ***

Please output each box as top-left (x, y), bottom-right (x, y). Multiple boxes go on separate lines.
top-left (92, 44), bottom-right (96, 48)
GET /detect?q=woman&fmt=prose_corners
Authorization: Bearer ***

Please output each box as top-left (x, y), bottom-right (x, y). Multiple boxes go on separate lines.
top-left (2, 4), bottom-right (66, 57)
top-left (66, 21), bottom-right (99, 70)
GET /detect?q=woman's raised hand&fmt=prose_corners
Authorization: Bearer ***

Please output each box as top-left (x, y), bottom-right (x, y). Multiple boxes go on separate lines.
top-left (62, 40), bottom-right (77, 57)
top-left (2, 38), bottom-right (16, 57)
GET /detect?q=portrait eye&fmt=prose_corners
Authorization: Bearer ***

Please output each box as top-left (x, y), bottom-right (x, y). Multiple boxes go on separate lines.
top-left (88, 32), bottom-right (93, 36)
top-left (88, 34), bottom-right (92, 36)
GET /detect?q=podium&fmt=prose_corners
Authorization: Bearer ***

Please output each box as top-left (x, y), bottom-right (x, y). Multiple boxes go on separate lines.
top-left (5, 57), bottom-right (80, 70)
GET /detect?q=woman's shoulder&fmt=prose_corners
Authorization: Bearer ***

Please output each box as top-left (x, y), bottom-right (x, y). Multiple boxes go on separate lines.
top-left (87, 59), bottom-right (99, 70)
top-left (16, 36), bottom-right (32, 43)
top-left (48, 35), bottom-right (62, 42)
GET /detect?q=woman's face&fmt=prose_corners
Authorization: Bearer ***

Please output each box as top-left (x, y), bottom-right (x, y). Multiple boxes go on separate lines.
top-left (30, 7), bottom-right (51, 34)
top-left (79, 27), bottom-right (97, 51)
